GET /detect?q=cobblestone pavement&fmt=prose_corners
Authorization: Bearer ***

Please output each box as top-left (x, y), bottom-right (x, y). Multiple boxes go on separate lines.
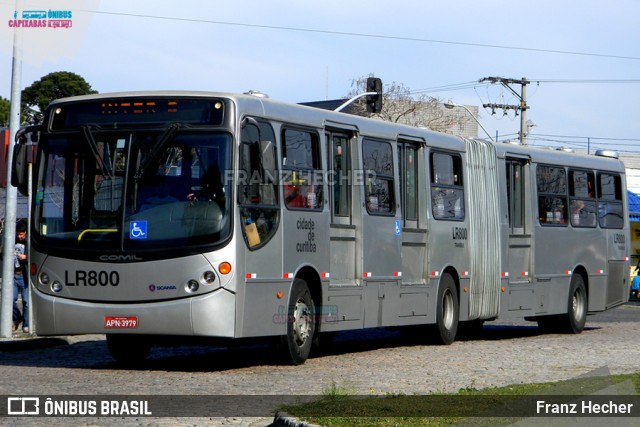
top-left (0, 303), bottom-right (639, 426)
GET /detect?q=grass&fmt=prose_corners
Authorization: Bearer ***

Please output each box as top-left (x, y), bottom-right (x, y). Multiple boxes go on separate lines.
top-left (280, 372), bottom-right (640, 427)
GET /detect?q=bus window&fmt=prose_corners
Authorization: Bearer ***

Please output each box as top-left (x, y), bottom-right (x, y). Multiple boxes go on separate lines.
top-left (329, 133), bottom-right (351, 219)
top-left (282, 128), bottom-right (323, 210)
top-left (239, 119), bottom-right (279, 249)
top-left (506, 160), bottom-right (525, 230)
top-left (597, 172), bottom-right (624, 229)
top-left (399, 143), bottom-right (418, 222)
top-left (537, 165), bottom-right (567, 226)
top-left (430, 152), bottom-right (464, 220)
top-left (363, 139), bottom-right (395, 215)
top-left (569, 170), bottom-right (596, 228)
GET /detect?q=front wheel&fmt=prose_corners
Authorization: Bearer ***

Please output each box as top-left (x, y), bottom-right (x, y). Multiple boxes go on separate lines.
top-left (432, 273), bottom-right (459, 345)
top-left (280, 278), bottom-right (316, 365)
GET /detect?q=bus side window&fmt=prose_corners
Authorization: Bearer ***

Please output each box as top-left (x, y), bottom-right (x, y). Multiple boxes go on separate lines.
top-left (430, 152), bottom-right (464, 220)
top-left (363, 139), bottom-right (395, 215)
top-left (569, 169), bottom-right (596, 228)
top-left (281, 128), bottom-right (323, 210)
top-left (239, 119), bottom-right (280, 249)
top-left (537, 165), bottom-right (567, 226)
top-left (597, 172), bottom-right (624, 229)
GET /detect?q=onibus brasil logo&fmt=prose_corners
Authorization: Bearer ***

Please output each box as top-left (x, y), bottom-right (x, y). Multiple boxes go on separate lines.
top-left (8, 9), bottom-right (73, 28)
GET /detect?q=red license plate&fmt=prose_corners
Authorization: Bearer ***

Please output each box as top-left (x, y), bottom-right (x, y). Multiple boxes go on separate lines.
top-left (104, 316), bottom-right (138, 329)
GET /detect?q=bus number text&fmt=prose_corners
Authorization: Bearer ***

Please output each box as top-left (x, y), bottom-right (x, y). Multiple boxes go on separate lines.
top-left (65, 270), bottom-right (120, 287)
top-left (452, 227), bottom-right (468, 240)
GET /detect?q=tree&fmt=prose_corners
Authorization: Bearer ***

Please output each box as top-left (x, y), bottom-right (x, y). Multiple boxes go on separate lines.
top-left (345, 75), bottom-right (464, 134)
top-left (0, 96), bottom-right (11, 127)
top-left (21, 71), bottom-right (98, 124)
top-left (0, 96), bottom-right (9, 127)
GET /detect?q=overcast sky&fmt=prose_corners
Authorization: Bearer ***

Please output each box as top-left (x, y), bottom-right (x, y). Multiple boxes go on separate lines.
top-left (2, 0), bottom-right (639, 152)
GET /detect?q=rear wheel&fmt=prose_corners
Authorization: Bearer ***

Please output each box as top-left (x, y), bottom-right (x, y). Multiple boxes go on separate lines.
top-left (535, 275), bottom-right (587, 333)
top-left (281, 278), bottom-right (316, 365)
top-left (562, 274), bottom-right (587, 334)
top-left (106, 334), bottom-right (151, 366)
top-left (432, 273), bottom-right (459, 345)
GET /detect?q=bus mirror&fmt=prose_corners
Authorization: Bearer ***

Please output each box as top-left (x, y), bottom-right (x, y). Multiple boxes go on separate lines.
top-left (241, 116), bottom-right (259, 129)
top-left (12, 142), bottom-right (29, 196)
top-left (15, 125), bottom-right (41, 144)
top-left (11, 125), bottom-right (40, 196)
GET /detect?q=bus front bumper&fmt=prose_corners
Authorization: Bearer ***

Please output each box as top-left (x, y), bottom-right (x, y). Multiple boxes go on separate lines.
top-left (32, 287), bottom-right (236, 338)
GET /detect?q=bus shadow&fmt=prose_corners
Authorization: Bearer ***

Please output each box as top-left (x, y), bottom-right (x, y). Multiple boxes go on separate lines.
top-left (0, 323), bottom-right (603, 372)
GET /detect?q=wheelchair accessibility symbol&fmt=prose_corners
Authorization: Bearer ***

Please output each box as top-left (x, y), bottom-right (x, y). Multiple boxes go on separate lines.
top-left (130, 221), bottom-right (147, 239)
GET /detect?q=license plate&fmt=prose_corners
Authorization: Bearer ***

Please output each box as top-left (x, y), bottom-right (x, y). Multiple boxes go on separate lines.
top-left (104, 316), bottom-right (138, 329)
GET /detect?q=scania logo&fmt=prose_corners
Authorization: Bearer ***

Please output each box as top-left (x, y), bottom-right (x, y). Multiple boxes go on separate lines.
top-left (148, 284), bottom-right (176, 292)
top-left (99, 254), bottom-right (144, 262)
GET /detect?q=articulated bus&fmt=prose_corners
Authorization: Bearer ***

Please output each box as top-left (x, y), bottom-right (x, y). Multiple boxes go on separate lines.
top-left (12, 91), bottom-right (629, 365)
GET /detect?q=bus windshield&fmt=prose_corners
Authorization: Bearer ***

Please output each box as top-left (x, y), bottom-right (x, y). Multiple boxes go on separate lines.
top-left (33, 127), bottom-right (232, 252)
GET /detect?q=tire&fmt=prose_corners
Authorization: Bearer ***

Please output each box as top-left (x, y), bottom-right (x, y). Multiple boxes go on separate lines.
top-left (281, 278), bottom-right (316, 365)
top-left (562, 274), bottom-right (587, 334)
top-left (432, 273), bottom-right (459, 345)
top-left (106, 334), bottom-right (151, 366)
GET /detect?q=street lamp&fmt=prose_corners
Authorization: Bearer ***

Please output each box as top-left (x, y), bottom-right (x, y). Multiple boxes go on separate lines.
top-left (444, 102), bottom-right (495, 142)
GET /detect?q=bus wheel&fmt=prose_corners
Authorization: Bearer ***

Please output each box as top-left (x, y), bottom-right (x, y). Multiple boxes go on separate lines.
top-left (106, 334), bottom-right (151, 366)
top-left (281, 278), bottom-right (316, 365)
top-left (433, 274), bottom-right (459, 345)
top-left (562, 274), bottom-right (587, 334)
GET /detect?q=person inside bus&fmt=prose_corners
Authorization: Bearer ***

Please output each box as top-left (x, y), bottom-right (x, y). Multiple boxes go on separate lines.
top-left (571, 198), bottom-right (596, 227)
top-left (188, 162), bottom-right (225, 206)
top-left (571, 199), bottom-right (585, 225)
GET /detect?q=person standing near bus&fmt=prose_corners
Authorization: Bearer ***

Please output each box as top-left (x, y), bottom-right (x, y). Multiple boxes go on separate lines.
top-left (12, 221), bottom-right (29, 333)
top-left (632, 270), bottom-right (640, 301)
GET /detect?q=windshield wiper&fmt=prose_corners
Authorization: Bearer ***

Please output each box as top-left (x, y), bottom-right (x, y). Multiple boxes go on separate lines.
top-left (82, 125), bottom-right (113, 181)
top-left (134, 122), bottom-right (182, 180)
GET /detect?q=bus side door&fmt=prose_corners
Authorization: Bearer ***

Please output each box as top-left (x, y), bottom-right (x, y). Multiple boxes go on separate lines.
top-left (505, 158), bottom-right (534, 309)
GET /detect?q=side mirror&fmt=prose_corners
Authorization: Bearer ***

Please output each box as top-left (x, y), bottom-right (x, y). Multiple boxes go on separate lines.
top-left (11, 125), bottom-right (40, 196)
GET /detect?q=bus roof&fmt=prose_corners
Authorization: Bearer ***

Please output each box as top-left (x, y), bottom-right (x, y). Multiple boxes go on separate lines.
top-left (46, 90), bottom-right (624, 172)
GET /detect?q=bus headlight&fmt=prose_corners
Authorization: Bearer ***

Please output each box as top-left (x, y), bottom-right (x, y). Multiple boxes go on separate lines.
top-left (40, 272), bottom-right (50, 286)
top-left (51, 281), bottom-right (63, 293)
top-left (203, 271), bottom-right (216, 284)
top-left (186, 280), bottom-right (199, 293)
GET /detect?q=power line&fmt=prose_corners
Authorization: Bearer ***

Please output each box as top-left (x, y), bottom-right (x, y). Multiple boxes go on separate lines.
top-left (73, 9), bottom-right (640, 61)
top-left (531, 79), bottom-right (640, 84)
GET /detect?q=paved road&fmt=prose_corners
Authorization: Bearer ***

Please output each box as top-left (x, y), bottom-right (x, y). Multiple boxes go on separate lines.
top-left (1, 302), bottom-right (639, 426)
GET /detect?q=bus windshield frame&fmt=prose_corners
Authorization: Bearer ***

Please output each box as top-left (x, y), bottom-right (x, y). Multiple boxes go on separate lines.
top-left (32, 124), bottom-right (233, 257)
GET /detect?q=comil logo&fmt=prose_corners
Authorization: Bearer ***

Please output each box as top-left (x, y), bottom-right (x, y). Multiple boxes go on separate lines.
top-left (7, 397), bottom-right (39, 415)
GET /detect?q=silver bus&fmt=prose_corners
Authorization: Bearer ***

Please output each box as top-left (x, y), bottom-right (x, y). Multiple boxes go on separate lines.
top-left (12, 91), bottom-right (630, 365)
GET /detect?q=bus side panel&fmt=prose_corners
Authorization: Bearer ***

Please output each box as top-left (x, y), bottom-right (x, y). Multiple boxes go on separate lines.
top-left (533, 226), bottom-right (573, 315)
top-left (240, 280), bottom-right (289, 337)
top-left (604, 226), bottom-right (630, 309)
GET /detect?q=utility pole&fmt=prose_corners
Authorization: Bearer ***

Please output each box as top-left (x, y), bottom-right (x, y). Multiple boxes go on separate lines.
top-left (2, 0), bottom-right (23, 338)
top-left (479, 77), bottom-right (530, 144)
